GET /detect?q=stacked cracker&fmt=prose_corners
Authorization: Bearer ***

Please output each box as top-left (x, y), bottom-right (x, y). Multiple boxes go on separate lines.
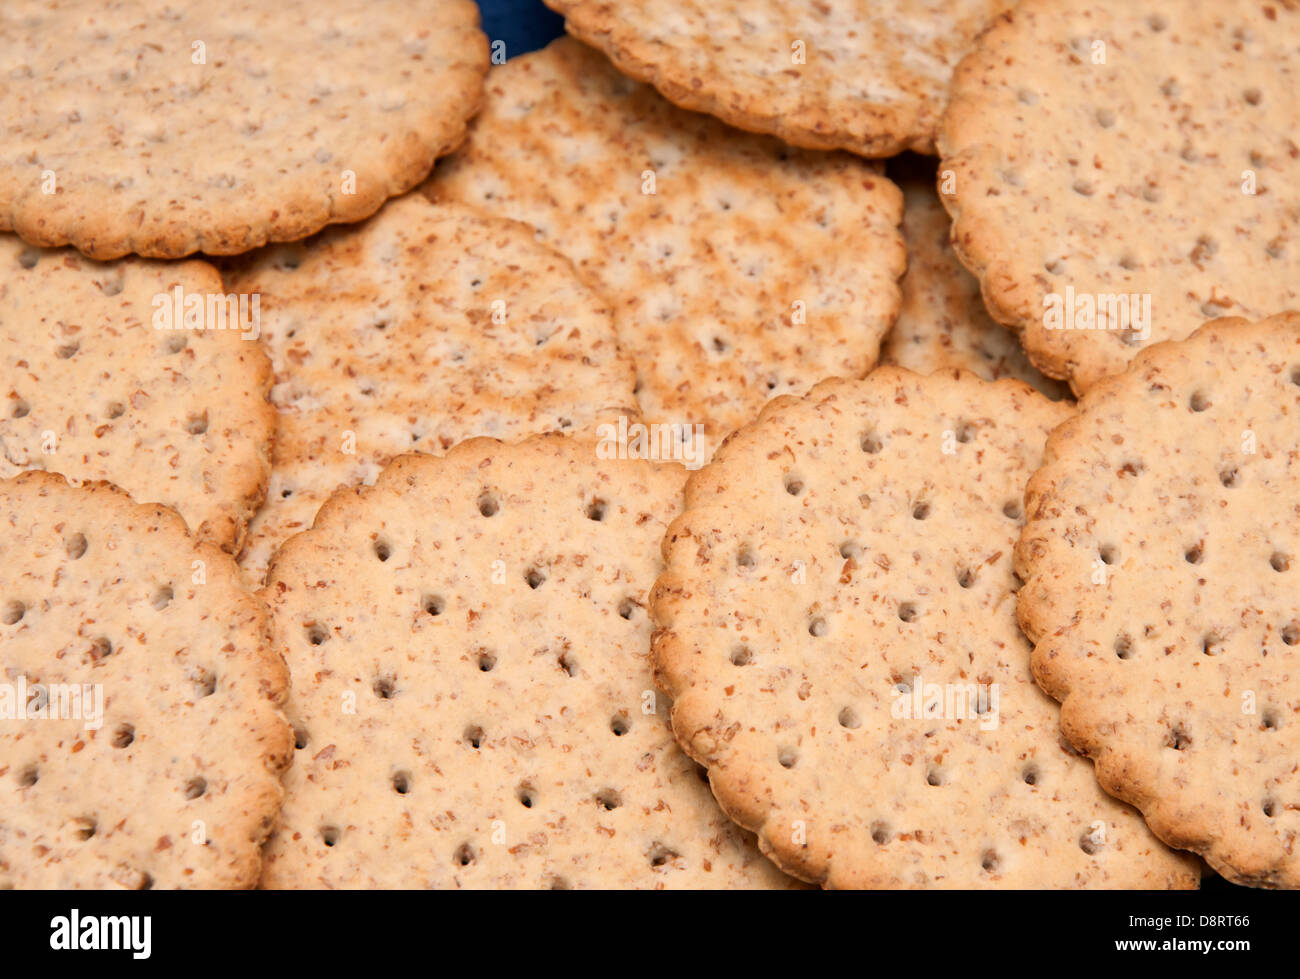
top-left (2, 0), bottom-right (1297, 890)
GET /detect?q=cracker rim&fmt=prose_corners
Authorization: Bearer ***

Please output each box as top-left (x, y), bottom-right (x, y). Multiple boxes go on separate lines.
top-left (936, 1), bottom-right (1300, 395)
top-left (547, 0), bottom-right (990, 157)
top-left (651, 367), bottom-right (1198, 887)
top-left (0, 0), bottom-right (490, 259)
top-left (0, 468), bottom-right (293, 889)
top-left (257, 432), bottom-right (804, 888)
top-left (1015, 313), bottom-right (1300, 888)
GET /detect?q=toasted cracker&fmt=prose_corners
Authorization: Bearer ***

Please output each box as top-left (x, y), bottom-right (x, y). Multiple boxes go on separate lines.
top-left (225, 194), bottom-right (638, 588)
top-left (652, 368), bottom-right (1199, 888)
top-left (546, 0), bottom-right (1013, 157)
top-left (881, 166), bottom-right (1071, 401)
top-left (260, 434), bottom-right (797, 888)
top-left (0, 237), bottom-right (273, 553)
top-left (1017, 314), bottom-right (1300, 888)
top-left (939, 0), bottom-right (1300, 393)
top-left (0, 0), bottom-right (487, 259)
top-left (0, 471), bottom-right (291, 888)
top-left (426, 37), bottom-right (904, 447)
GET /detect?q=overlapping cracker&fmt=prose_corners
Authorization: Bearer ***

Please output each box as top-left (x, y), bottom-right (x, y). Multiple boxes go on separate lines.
top-left (0, 237), bottom-right (273, 553)
top-left (652, 368), bottom-right (1199, 887)
top-left (1017, 314), bottom-right (1300, 888)
top-left (260, 434), bottom-right (797, 888)
top-left (225, 194), bottom-right (638, 587)
top-left (0, 0), bottom-right (488, 259)
top-left (426, 37), bottom-right (904, 448)
top-left (546, 0), bottom-right (1014, 157)
top-left (0, 472), bottom-right (292, 888)
top-left (939, 0), bottom-right (1300, 393)
top-left (882, 169), bottom-right (1071, 400)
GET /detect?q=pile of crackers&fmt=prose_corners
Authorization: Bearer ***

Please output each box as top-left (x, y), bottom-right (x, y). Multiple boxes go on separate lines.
top-left (1, 0), bottom-right (1296, 890)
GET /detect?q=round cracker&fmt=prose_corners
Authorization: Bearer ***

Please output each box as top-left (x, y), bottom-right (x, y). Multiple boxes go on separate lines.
top-left (0, 0), bottom-right (488, 259)
top-left (426, 37), bottom-right (904, 449)
top-left (547, 0), bottom-right (1014, 157)
top-left (1017, 314), bottom-right (1300, 888)
top-left (225, 194), bottom-right (638, 588)
top-left (652, 368), bottom-right (1199, 888)
top-left (882, 168), bottom-right (1071, 401)
top-left (260, 434), bottom-right (797, 888)
top-left (0, 471), bottom-right (291, 888)
top-left (0, 237), bottom-right (273, 553)
top-left (939, 0), bottom-right (1300, 393)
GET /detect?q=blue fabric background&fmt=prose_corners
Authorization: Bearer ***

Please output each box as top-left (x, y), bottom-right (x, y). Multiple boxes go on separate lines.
top-left (475, 0), bottom-right (566, 59)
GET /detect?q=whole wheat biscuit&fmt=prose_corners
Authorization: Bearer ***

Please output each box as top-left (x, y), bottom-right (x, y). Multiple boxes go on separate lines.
top-left (939, 0), bottom-right (1300, 394)
top-left (545, 0), bottom-right (1014, 157)
top-left (260, 434), bottom-right (796, 889)
top-left (881, 167), bottom-right (1071, 401)
top-left (426, 37), bottom-right (904, 447)
top-left (0, 0), bottom-right (488, 259)
top-left (225, 194), bottom-right (638, 588)
top-left (1016, 314), bottom-right (1300, 888)
top-left (0, 237), bottom-right (273, 553)
top-left (0, 471), bottom-right (292, 888)
top-left (651, 368), bottom-right (1199, 888)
